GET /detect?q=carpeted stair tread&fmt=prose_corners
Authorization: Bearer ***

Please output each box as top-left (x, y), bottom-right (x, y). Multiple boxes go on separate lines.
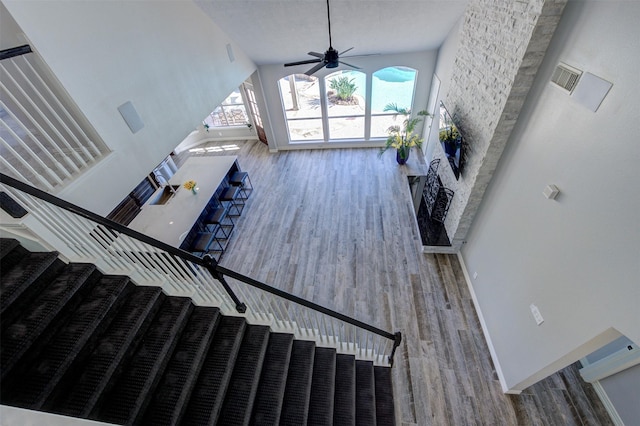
top-left (182, 315), bottom-right (246, 425)
top-left (218, 324), bottom-right (270, 426)
top-left (1, 251), bottom-right (64, 322)
top-left (308, 346), bottom-right (337, 426)
top-left (0, 240), bottom-right (400, 426)
top-left (0, 238), bottom-right (27, 272)
top-left (250, 333), bottom-right (294, 426)
top-left (2, 276), bottom-right (132, 409)
top-left (374, 366), bottom-right (396, 426)
top-left (45, 286), bottom-right (165, 418)
top-left (0, 238), bottom-right (21, 259)
top-left (280, 339), bottom-right (316, 426)
top-left (92, 296), bottom-right (193, 425)
top-left (0, 263), bottom-right (98, 381)
top-left (334, 354), bottom-right (356, 426)
top-left (141, 306), bottom-right (221, 426)
top-left (355, 360), bottom-right (377, 426)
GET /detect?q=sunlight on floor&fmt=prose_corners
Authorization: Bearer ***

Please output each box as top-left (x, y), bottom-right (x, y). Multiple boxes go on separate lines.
top-left (189, 144), bottom-right (240, 154)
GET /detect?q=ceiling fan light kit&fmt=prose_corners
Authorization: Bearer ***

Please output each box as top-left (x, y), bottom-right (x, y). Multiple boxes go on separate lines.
top-left (284, 0), bottom-right (360, 76)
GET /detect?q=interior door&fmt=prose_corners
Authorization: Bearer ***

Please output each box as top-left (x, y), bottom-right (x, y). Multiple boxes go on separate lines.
top-left (242, 81), bottom-right (268, 145)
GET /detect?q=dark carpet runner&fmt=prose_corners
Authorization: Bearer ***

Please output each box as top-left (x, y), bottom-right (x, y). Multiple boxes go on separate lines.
top-left (0, 238), bottom-right (396, 425)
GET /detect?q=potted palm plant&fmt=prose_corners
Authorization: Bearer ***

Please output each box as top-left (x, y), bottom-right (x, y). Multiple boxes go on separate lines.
top-left (379, 103), bottom-right (430, 165)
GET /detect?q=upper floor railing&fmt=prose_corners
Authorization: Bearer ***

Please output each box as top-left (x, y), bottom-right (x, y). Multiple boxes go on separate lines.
top-left (0, 46), bottom-right (110, 191)
top-left (0, 173), bottom-right (402, 366)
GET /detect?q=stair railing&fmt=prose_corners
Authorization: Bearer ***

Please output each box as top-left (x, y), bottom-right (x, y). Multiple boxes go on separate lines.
top-left (1, 49), bottom-right (110, 191)
top-left (0, 173), bottom-right (402, 366)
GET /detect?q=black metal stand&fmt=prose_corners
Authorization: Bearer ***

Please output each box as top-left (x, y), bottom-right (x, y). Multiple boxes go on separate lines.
top-left (415, 159), bottom-right (455, 246)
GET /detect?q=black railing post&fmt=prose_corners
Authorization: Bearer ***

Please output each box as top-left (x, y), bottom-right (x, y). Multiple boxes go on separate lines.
top-left (202, 255), bottom-right (246, 313)
top-left (388, 332), bottom-right (402, 367)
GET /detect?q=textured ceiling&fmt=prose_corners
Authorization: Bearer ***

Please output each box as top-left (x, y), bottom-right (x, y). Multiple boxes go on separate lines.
top-left (196, 0), bottom-right (469, 65)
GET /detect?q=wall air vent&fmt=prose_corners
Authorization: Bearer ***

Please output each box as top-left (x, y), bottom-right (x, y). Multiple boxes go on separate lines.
top-left (551, 62), bottom-right (582, 93)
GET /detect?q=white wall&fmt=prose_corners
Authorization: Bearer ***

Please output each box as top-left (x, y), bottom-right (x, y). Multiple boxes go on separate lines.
top-left (460, 1), bottom-right (640, 392)
top-left (600, 364), bottom-right (640, 425)
top-left (424, 20), bottom-right (462, 166)
top-left (257, 51), bottom-right (437, 151)
top-left (2, 0), bottom-right (256, 215)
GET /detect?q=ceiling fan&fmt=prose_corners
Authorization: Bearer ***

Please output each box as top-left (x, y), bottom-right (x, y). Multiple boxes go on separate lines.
top-left (284, 0), bottom-right (360, 76)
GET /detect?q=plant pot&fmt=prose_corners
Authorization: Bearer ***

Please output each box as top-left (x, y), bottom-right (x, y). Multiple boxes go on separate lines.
top-left (444, 141), bottom-right (458, 157)
top-left (396, 147), bottom-right (410, 165)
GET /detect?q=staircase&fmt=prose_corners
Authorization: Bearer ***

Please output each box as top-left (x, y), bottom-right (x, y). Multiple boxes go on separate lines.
top-left (0, 238), bottom-right (396, 425)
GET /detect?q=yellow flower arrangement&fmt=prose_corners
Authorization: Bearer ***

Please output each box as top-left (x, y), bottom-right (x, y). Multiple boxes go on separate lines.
top-left (378, 103), bottom-right (430, 164)
top-left (183, 180), bottom-right (197, 190)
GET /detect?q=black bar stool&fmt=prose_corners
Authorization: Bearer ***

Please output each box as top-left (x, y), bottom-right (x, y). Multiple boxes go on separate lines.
top-left (219, 186), bottom-right (244, 216)
top-left (229, 171), bottom-right (253, 200)
top-left (189, 231), bottom-right (223, 259)
top-left (203, 205), bottom-right (234, 239)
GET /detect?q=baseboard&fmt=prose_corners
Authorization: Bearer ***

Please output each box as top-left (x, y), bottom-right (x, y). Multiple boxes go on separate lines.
top-left (457, 252), bottom-right (518, 394)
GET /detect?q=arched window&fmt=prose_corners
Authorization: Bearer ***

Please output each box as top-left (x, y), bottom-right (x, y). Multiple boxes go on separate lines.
top-left (278, 74), bottom-right (324, 141)
top-left (277, 66), bottom-right (417, 143)
top-left (325, 70), bottom-right (366, 140)
top-left (370, 66), bottom-right (417, 138)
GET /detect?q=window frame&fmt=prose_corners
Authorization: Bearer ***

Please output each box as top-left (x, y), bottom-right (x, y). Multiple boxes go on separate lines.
top-left (279, 66), bottom-right (418, 144)
top-left (205, 88), bottom-right (249, 128)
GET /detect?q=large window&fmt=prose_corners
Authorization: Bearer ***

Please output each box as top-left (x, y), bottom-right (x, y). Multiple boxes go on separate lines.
top-left (279, 74), bottom-right (324, 141)
top-left (370, 67), bottom-right (418, 138)
top-left (204, 89), bottom-right (248, 128)
top-left (325, 70), bottom-right (366, 140)
top-left (279, 66), bottom-right (417, 143)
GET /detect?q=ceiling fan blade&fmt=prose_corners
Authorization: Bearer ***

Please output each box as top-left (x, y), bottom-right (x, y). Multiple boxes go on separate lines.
top-left (339, 47), bottom-right (354, 55)
top-left (285, 58), bottom-right (322, 67)
top-left (305, 61), bottom-right (327, 76)
top-left (342, 53), bottom-right (380, 58)
top-left (308, 51), bottom-right (324, 58)
top-left (339, 61), bottom-right (361, 70)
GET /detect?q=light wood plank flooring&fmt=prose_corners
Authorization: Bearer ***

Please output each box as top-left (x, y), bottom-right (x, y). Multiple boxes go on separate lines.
top-left (174, 140), bottom-right (613, 426)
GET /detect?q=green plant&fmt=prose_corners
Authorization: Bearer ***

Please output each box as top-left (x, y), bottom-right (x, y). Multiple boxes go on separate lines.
top-left (379, 103), bottom-right (430, 158)
top-left (329, 76), bottom-right (357, 101)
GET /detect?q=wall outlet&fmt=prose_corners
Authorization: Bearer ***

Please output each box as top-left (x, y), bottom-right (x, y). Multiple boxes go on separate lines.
top-left (529, 304), bottom-right (544, 325)
top-left (473, 272), bottom-right (478, 279)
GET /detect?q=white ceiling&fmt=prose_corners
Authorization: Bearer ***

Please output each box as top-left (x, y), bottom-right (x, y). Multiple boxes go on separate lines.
top-left (195, 0), bottom-right (469, 65)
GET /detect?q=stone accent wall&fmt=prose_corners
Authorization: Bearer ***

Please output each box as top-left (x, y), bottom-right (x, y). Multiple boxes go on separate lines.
top-left (433, 0), bottom-right (567, 250)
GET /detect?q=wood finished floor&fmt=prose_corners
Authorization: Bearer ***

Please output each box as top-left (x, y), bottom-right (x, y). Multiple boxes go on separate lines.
top-left (174, 140), bottom-right (613, 426)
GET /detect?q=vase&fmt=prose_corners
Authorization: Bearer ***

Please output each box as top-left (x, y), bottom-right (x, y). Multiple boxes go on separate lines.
top-left (444, 141), bottom-right (458, 157)
top-left (191, 187), bottom-right (198, 195)
top-left (396, 147), bottom-right (410, 165)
